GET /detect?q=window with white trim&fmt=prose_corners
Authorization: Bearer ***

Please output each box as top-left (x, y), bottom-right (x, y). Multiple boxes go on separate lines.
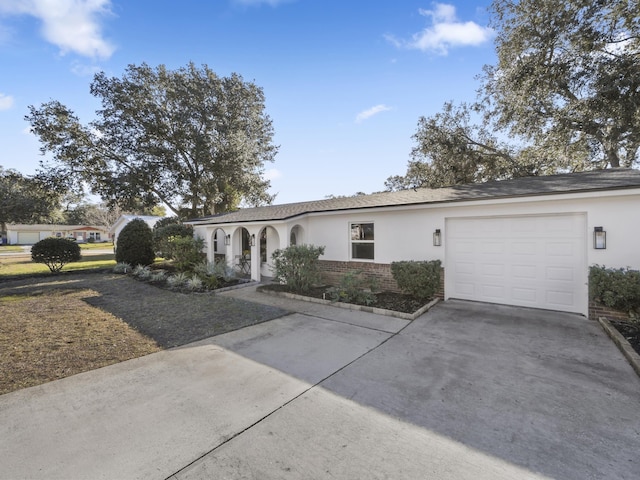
top-left (350, 222), bottom-right (374, 260)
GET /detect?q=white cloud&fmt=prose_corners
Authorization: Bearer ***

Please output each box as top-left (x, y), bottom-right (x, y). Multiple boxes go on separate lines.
top-left (0, 0), bottom-right (115, 59)
top-left (387, 3), bottom-right (493, 55)
top-left (264, 168), bottom-right (282, 181)
top-left (0, 93), bottom-right (14, 110)
top-left (355, 104), bottom-right (392, 123)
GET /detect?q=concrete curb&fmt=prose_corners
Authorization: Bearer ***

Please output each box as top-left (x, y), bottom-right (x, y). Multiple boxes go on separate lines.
top-left (598, 317), bottom-right (640, 379)
top-left (259, 289), bottom-right (439, 320)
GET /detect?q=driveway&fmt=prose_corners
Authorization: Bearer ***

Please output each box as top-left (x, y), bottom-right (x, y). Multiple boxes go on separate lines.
top-left (1, 290), bottom-right (638, 479)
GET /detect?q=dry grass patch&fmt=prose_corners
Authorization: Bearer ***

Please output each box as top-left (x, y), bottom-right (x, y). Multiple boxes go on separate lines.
top-left (0, 288), bottom-right (160, 395)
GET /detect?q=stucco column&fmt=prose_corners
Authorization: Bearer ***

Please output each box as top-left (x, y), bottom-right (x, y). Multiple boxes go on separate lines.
top-left (250, 230), bottom-right (261, 282)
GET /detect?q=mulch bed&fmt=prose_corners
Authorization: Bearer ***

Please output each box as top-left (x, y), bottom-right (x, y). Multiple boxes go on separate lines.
top-left (258, 284), bottom-right (427, 314)
top-left (610, 320), bottom-right (640, 356)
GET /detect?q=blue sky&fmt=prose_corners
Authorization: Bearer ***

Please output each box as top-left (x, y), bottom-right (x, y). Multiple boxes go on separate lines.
top-left (0, 0), bottom-right (495, 205)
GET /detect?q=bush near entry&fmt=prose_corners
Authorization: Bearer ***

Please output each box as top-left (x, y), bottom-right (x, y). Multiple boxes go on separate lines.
top-left (391, 260), bottom-right (441, 302)
top-left (115, 219), bottom-right (155, 266)
top-left (589, 265), bottom-right (640, 315)
top-left (271, 244), bottom-right (325, 293)
top-left (31, 237), bottom-right (82, 273)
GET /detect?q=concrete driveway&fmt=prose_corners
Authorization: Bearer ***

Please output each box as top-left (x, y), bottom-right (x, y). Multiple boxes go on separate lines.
top-left (1, 290), bottom-right (638, 479)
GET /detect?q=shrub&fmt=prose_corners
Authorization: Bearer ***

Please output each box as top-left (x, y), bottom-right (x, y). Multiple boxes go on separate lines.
top-left (169, 235), bottom-right (205, 271)
top-left (150, 271), bottom-right (167, 283)
top-left (31, 237), bottom-right (82, 273)
top-left (589, 265), bottom-right (640, 314)
top-left (194, 260), bottom-right (235, 282)
top-left (391, 260), bottom-right (442, 302)
top-left (113, 262), bottom-right (132, 274)
top-left (185, 275), bottom-right (204, 291)
top-left (115, 219), bottom-right (155, 266)
top-left (132, 264), bottom-right (152, 280)
top-left (271, 244), bottom-right (325, 293)
top-left (87, 237), bottom-right (95, 244)
top-left (167, 272), bottom-right (189, 288)
top-left (153, 222), bottom-right (193, 259)
top-left (326, 270), bottom-right (377, 306)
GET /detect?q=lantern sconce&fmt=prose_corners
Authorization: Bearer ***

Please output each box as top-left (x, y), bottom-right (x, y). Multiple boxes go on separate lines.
top-left (593, 227), bottom-right (606, 249)
top-left (224, 234), bottom-right (231, 246)
top-left (250, 234), bottom-right (256, 247)
top-left (433, 229), bottom-right (442, 247)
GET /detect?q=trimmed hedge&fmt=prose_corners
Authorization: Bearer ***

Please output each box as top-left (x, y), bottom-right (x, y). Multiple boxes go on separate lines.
top-left (589, 265), bottom-right (640, 314)
top-left (271, 244), bottom-right (325, 293)
top-left (115, 218), bottom-right (155, 266)
top-left (391, 260), bottom-right (441, 302)
top-left (31, 237), bottom-right (82, 273)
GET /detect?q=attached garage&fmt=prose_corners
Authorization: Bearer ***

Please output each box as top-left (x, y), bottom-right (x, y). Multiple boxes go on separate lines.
top-left (445, 213), bottom-right (588, 315)
top-left (17, 231), bottom-right (41, 245)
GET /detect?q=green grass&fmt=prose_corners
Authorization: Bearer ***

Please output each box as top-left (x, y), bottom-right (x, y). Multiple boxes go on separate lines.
top-left (0, 254), bottom-right (116, 276)
top-left (80, 242), bottom-right (114, 250)
top-left (0, 245), bottom-right (25, 253)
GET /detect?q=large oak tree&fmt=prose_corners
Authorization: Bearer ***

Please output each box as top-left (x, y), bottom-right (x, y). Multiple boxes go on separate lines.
top-left (0, 167), bottom-right (62, 236)
top-left (27, 62), bottom-right (278, 218)
top-left (388, 0), bottom-right (639, 190)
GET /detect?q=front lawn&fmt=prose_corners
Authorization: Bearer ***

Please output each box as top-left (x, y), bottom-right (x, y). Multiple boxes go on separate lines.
top-left (0, 254), bottom-right (116, 277)
top-left (0, 273), bottom-right (288, 395)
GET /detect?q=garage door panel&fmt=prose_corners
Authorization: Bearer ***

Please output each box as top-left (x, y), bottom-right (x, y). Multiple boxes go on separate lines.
top-left (546, 266), bottom-right (574, 281)
top-left (512, 287), bottom-right (537, 302)
top-left (446, 214), bottom-right (588, 315)
top-left (481, 284), bottom-right (505, 299)
top-left (512, 264), bottom-right (537, 279)
top-left (546, 291), bottom-right (575, 307)
top-left (512, 242), bottom-right (537, 255)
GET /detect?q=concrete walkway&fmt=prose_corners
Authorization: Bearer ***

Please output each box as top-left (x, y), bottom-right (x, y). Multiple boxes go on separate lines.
top-left (1, 287), bottom-right (639, 479)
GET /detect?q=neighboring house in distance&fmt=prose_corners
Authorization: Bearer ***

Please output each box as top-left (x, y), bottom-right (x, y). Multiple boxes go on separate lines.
top-left (5, 224), bottom-right (110, 245)
top-left (186, 168), bottom-right (640, 317)
top-left (110, 215), bottom-right (165, 249)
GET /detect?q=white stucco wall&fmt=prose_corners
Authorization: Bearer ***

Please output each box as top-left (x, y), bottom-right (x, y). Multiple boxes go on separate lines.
top-left (189, 188), bottom-right (640, 282)
top-left (301, 190), bottom-right (640, 271)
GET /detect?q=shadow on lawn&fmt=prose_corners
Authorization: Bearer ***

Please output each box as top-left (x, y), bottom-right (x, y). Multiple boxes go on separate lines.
top-left (0, 272), bottom-right (290, 348)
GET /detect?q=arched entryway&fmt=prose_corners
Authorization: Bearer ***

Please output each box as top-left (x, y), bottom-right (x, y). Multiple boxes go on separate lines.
top-left (211, 228), bottom-right (228, 263)
top-left (259, 226), bottom-right (280, 278)
top-left (289, 224), bottom-right (304, 246)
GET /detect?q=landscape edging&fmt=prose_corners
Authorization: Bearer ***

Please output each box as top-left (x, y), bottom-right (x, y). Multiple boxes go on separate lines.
top-left (259, 288), bottom-right (439, 320)
top-left (598, 317), bottom-right (640, 379)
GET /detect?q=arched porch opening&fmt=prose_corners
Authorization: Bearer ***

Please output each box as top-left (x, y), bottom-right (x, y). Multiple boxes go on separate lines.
top-left (259, 225), bottom-right (280, 279)
top-left (289, 224), bottom-right (304, 246)
top-left (211, 228), bottom-right (228, 264)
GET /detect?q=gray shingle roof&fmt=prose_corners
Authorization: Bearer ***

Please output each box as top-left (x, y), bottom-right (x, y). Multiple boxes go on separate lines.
top-left (187, 168), bottom-right (640, 225)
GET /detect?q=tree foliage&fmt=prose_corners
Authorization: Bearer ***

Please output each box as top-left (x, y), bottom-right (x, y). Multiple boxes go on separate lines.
top-left (115, 219), bottom-right (155, 266)
top-left (388, 0), bottom-right (639, 190)
top-left (31, 237), bottom-right (82, 273)
top-left (153, 222), bottom-right (194, 260)
top-left (0, 167), bottom-right (62, 234)
top-left (26, 62), bottom-right (278, 218)
top-left (484, 0), bottom-right (640, 169)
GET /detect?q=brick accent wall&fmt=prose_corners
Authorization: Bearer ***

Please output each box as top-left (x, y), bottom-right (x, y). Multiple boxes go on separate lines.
top-left (317, 260), bottom-right (445, 299)
top-left (589, 302), bottom-right (632, 321)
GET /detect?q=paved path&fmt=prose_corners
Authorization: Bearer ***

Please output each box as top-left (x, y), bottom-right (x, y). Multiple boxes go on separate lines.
top-left (1, 287), bottom-right (639, 479)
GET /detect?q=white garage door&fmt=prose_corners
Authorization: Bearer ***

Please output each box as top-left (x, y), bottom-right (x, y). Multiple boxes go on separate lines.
top-left (17, 232), bottom-right (40, 245)
top-left (445, 213), bottom-right (587, 315)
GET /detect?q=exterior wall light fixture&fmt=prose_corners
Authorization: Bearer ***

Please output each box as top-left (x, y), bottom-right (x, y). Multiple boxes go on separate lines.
top-left (594, 227), bottom-right (606, 249)
top-left (433, 229), bottom-right (442, 247)
top-left (250, 234), bottom-right (256, 246)
top-left (224, 234), bottom-right (231, 246)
